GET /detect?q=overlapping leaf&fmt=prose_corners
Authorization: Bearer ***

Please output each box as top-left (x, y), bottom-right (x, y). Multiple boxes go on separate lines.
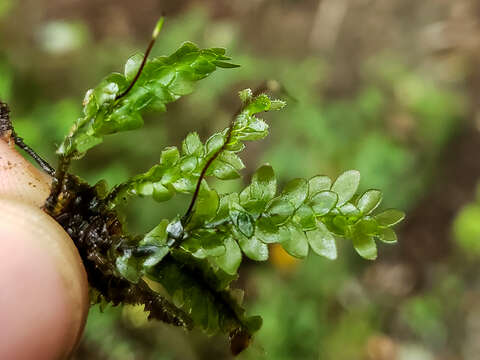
top-left (61, 26), bottom-right (405, 353)
top-left (58, 42), bottom-right (238, 158)
top-left (107, 91), bottom-right (285, 206)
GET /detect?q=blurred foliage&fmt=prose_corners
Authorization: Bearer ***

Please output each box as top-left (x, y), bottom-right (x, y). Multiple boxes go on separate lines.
top-left (1, 1), bottom-right (478, 359)
top-left (454, 185), bottom-right (480, 258)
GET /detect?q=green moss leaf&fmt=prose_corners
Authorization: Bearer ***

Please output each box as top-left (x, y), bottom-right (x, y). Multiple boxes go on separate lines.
top-left (255, 217), bottom-right (280, 244)
top-left (352, 230), bottom-right (377, 260)
top-left (378, 227), bottom-right (398, 243)
top-left (160, 146), bottom-right (180, 167)
top-left (310, 191), bottom-right (338, 216)
top-left (306, 222), bottom-right (337, 259)
top-left (213, 237), bottom-right (242, 275)
top-left (182, 132), bottom-right (203, 156)
top-left (375, 209), bottom-right (406, 227)
top-left (357, 189), bottom-right (383, 215)
top-left (237, 231), bottom-right (269, 261)
top-left (293, 204), bottom-right (317, 231)
top-left (266, 198), bottom-right (295, 225)
top-left (278, 224), bottom-right (309, 259)
top-left (282, 178), bottom-right (308, 209)
top-left (308, 175), bottom-right (332, 197)
top-left (124, 53), bottom-right (144, 81)
top-left (331, 170), bottom-right (360, 206)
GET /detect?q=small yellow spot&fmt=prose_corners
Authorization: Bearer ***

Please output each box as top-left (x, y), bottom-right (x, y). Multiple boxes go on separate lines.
top-left (269, 244), bottom-right (299, 270)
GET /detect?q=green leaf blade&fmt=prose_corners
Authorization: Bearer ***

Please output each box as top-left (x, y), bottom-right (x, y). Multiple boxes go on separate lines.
top-left (375, 209), bottom-right (406, 227)
top-left (306, 222), bottom-right (337, 260)
top-left (352, 230), bottom-right (377, 260)
top-left (357, 189), bottom-right (383, 215)
top-left (331, 170), bottom-right (360, 206)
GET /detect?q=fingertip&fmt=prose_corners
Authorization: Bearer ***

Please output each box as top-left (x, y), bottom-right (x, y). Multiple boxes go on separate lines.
top-left (0, 199), bottom-right (89, 359)
top-left (0, 139), bottom-right (52, 207)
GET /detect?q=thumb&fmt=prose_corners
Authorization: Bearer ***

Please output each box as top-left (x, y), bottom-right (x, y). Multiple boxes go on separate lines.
top-left (0, 139), bottom-right (52, 206)
top-left (0, 139), bottom-right (89, 359)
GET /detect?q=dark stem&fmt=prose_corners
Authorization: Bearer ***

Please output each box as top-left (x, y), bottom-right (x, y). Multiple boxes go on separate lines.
top-left (182, 86), bottom-right (268, 225)
top-left (0, 101), bottom-right (55, 176)
top-left (43, 155), bottom-right (71, 213)
top-left (115, 37), bottom-right (156, 101)
top-left (182, 125), bottom-right (235, 224)
top-left (104, 180), bottom-right (131, 206)
top-left (13, 136), bottom-right (56, 176)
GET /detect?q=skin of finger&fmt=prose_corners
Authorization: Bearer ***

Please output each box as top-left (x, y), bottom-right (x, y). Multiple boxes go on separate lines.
top-left (0, 199), bottom-right (89, 359)
top-left (0, 139), bottom-right (51, 206)
top-left (0, 140), bottom-right (89, 357)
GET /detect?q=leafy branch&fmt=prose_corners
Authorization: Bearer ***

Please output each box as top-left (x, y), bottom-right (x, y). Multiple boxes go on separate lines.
top-left (57, 18), bottom-right (238, 159)
top-left (37, 18), bottom-right (406, 355)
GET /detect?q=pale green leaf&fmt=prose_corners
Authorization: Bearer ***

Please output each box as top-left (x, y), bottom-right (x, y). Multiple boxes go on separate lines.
top-left (352, 231), bottom-right (377, 260)
top-left (306, 222), bottom-right (337, 259)
top-left (213, 237), bottom-right (242, 275)
top-left (357, 189), bottom-right (383, 215)
top-left (331, 170), bottom-right (360, 206)
top-left (375, 209), bottom-right (405, 227)
top-left (310, 191), bottom-right (338, 216)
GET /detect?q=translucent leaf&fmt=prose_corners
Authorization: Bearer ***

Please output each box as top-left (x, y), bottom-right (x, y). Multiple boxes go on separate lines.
top-left (238, 233), bottom-right (269, 261)
top-left (278, 224), bottom-right (309, 259)
top-left (331, 170), bottom-right (360, 206)
top-left (160, 146), bottom-right (180, 167)
top-left (172, 175), bottom-right (197, 193)
top-left (136, 182), bottom-right (154, 196)
top-left (308, 175), bottom-right (332, 197)
top-left (378, 227), bottom-right (398, 243)
top-left (59, 42), bottom-right (237, 158)
top-left (306, 222), bottom-right (337, 259)
top-left (250, 165), bottom-right (276, 202)
top-left (152, 182), bottom-right (174, 202)
top-left (357, 218), bottom-right (378, 236)
top-left (375, 209), bottom-right (405, 227)
top-left (357, 189), bottom-right (382, 215)
top-left (266, 198), bottom-right (295, 225)
top-left (206, 133), bottom-right (225, 155)
top-left (141, 219), bottom-right (169, 246)
top-left (255, 217), bottom-right (280, 244)
top-left (217, 151), bottom-right (244, 170)
top-left (116, 250), bottom-right (142, 283)
top-left (213, 193), bottom-right (239, 224)
top-left (293, 204), bottom-right (316, 231)
top-left (169, 70), bottom-right (196, 95)
top-left (270, 100), bottom-right (286, 111)
top-left (124, 53), bottom-right (144, 81)
top-left (182, 132), bottom-right (203, 156)
top-left (212, 162), bottom-right (240, 180)
top-left (245, 94), bottom-right (271, 114)
top-left (143, 246), bottom-right (170, 268)
top-left (239, 88), bottom-right (253, 103)
top-left (231, 211), bottom-right (255, 238)
top-left (309, 191), bottom-right (338, 216)
top-left (352, 231), bottom-right (377, 260)
top-left (331, 215), bottom-right (348, 235)
top-left (339, 203), bottom-right (361, 217)
top-left (282, 178), bottom-right (308, 209)
top-left (181, 231), bottom-right (225, 259)
top-left (213, 237), bottom-right (242, 275)
top-left (180, 156), bottom-right (198, 173)
top-left (166, 219), bottom-right (184, 242)
top-left (212, 60), bottom-right (240, 68)
top-left (194, 186), bottom-right (220, 222)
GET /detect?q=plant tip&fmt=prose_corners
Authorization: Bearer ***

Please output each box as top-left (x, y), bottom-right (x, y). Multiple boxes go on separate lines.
top-left (153, 17), bottom-right (165, 39)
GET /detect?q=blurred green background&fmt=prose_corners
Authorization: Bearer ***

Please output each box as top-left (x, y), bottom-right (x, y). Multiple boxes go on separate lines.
top-left (2, 0), bottom-right (480, 359)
